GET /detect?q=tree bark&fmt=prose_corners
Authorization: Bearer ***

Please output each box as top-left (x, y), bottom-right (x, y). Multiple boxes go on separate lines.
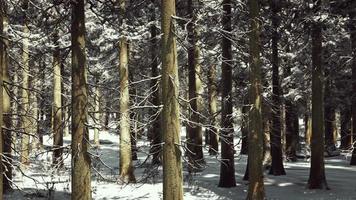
top-left (53, 31), bottom-right (63, 167)
top-left (187, 0), bottom-right (204, 170)
top-left (71, 0), bottom-right (91, 199)
top-left (161, 0), bottom-right (184, 198)
top-left (269, 0), bottom-right (285, 176)
top-left (218, 0), bottom-right (236, 188)
top-left (1, 2), bottom-right (11, 192)
top-left (149, 0), bottom-right (161, 165)
top-left (0, 0), bottom-right (5, 196)
top-left (247, 0), bottom-right (265, 198)
top-left (208, 65), bottom-right (218, 155)
top-left (308, 1), bottom-right (328, 188)
top-left (349, 5), bottom-right (356, 165)
top-left (340, 106), bottom-right (351, 149)
top-left (118, 0), bottom-right (135, 182)
top-left (20, 0), bottom-right (30, 166)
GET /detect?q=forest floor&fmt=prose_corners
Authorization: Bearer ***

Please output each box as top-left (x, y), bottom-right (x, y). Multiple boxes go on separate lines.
top-left (5, 129), bottom-right (356, 200)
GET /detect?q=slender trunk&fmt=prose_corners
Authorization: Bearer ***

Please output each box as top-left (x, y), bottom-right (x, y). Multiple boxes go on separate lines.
top-left (187, 0), bottom-right (204, 170)
top-left (1, 4), bottom-right (12, 192)
top-left (161, 0), bottom-right (184, 198)
top-left (340, 106), bottom-right (352, 149)
top-left (324, 68), bottom-right (336, 152)
top-left (349, 5), bottom-right (356, 165)
top-left (218, 0), bottom-right (236, 188)
top-left (240, 97), bottom-right (249, 155)
top-left (247, 0), bottom-right (265, 198)
top-left (71, 0), bottom-right (91, 199)
top-left (308, 1), bottom-right (328, 188)
top-left (20, 0), bottom-right (30, 165)
top-left (208, 65), bottom-right (218, 155)
top-left (149, 0), bottom-right (161, 165)
top-left (0, 1), bottom-right (5, 196)
top-left (285, 101), bottom-right (298, 161)
top-left (118, 0), bottom-right (135, 182)
top-left (53, 32), bottom-right (63, 167)
top-left (269, 1), bottom-right (285, 175)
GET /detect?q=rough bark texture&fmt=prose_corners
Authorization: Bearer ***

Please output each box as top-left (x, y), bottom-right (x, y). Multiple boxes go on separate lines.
top-left (240, 97), bottom-right (249, 155)
top-left (1, 3), bottom-right (12, 192)
top-left (187, 0), bottom-right (204, 169)
top-left (208, 65), bottom-right (218, 155)
top-left (247, 0), bottom-right (265, 198)
top-left (71, 0), bottom-right (91, 199)
top-left (118, 0), bottom-right (135, 182)
top-left (149, 0), bottom-right (161, 165)
top-left (308, 1), bottom-right (328, 188)
top-left (269, 0), bottom-right (285, 176)
top-left (218, 0), bottom-right (236, 188)
top-left (161, 0), bottom-right (184, 198)
top-left (53, 32), bottom-right (63, 167)
top-left (350, 6), bottom-right (356, 165)
top-left (20, 0), bottom-right (30, 166)
top-left (0, 1), bottom-right (5, 196)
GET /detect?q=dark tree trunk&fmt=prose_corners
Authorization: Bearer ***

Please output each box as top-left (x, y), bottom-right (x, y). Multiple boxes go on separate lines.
top-left (324, 68), bottom-right (336, 153)
top-left (247, 0), bottom-right (265, 198)
top-left (285, 101), bottom-right (298, 161)
top-left (340, 106), bottom-right (352, 150)
top-left (71, 0), bottom-right (92, 198)
top-left (240, 97), bottom-right (249, 155)
top-left (149, 0), bottom-right (161, 165)
top-left (187, 0), bottom-right (204, 170)
top-left (349, 4), bottom-right (356, 165)
top-left (308, 0), bottom-right (328, 188)
top-left (208, 65), bottom-right (218, 155)
top-left (269, 0), bottom-right (286, 176)
top-left (218, 0), bottom-right (236, 188)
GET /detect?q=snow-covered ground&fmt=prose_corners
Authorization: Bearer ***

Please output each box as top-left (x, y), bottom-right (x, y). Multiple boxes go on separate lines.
top-left (5, 129), bottom-right (356, 200)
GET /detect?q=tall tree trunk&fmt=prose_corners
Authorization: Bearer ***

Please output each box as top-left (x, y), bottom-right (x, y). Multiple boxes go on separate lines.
top-left (247, 0), bottom-right (265, 198)
top-left (208, 65), bottom-right (218, 155)
top-left (324, 68), bottom-right (336, 153)
top-left (187, 0), bottom-right (204, 170)
top-left (71, 0), bottom-right (91, 199)
top-left (118, 0), bottom-right (135, 182)
top-left (340, 106), bottom-right (351, 149)
top-left (308, 0), bottom-right (328, 188)
top-left (20, 0), bottom-right (30, 165)
top-left (240, 97), bottom-right (248, 155)
top-left (1, 3), bottom-right (12, 192)
top-left (53, 32), bottom-right (63, 167)
top-left (349, 4), bottom-right (356, 165)
top-left (218, 0), bottom-right (236, 188)
top-left (161, 0), bottom-right (184, 198)
top-left (269, 0), bottom-right (285, 175)
top-left (285, 101), bottom-right (298, 161)
top-left (149, 0), bottom-right (161, 165)
top-left (0, 1), bottom-right (5, 196)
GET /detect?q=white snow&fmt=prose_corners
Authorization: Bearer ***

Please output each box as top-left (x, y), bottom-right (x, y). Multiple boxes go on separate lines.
top-left (5, 129), bottom-right (356, 200)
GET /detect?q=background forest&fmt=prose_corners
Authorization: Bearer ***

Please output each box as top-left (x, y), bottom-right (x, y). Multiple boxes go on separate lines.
top-left (0, 0), bottom-right (356, 199)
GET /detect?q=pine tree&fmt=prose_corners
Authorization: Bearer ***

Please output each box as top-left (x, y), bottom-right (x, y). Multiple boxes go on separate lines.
top-left (1, 0), bottom-right (11, 192)
top-left (187, 0), bottom-right (204, 170)
top-left (247, 0), bottom-right (265, 198)
top-left (71, 0), bottom-right (91, 198)
top-left (307, 0), bottom-right (328, 189)
top-left (0, 0), bottom-right (5, 197)
top-left (52, 30), bottom-right (63, 167)
top-left (218, 0), bottom-right (236, 188)
top-left (269, 0), bottom-right (286, 176)
top-left (118, 0), bottom-right (136, 182)
top-left (161, 0), bottom-right (183, 198)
